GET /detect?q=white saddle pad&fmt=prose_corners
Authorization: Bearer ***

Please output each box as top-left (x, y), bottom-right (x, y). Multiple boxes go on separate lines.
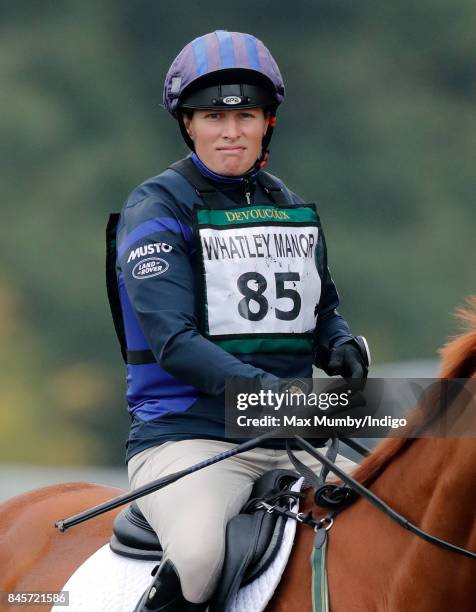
top-left (53, 477), bottom-right (303, 612)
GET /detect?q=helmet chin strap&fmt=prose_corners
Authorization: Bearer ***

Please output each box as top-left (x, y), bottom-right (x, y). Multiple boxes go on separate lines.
top-left (258, 109), bottom-right (277, 169)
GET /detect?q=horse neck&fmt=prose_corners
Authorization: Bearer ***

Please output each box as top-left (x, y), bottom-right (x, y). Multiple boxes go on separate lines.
top-left (364, 375), bottom-right (476, 539)
top-left (323, 304), bottom-right (476, 611)
top-left (323, 436), bottom-right (476, 612)
top-left (370, 435), bottom-right (476, 526)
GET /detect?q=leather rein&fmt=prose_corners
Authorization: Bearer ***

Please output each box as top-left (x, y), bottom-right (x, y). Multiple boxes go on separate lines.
top-left (263, 436), bottom-right (476, 561)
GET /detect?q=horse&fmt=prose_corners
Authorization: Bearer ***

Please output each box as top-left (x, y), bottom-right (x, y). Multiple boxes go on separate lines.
top-left (268, 297), bottom-right (476, 611)
top-left (0, 298), bottom-right (475, 612)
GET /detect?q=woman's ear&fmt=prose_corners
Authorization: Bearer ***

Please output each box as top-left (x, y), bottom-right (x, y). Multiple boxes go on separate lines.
top-left (182, 113), bottom-right (194, 140)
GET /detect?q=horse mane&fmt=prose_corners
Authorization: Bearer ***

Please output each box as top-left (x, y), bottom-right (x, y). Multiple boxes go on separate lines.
top-left (351, 296), bottom-right (476, 487)
top-left (438, 297), bottom-right (476, 378)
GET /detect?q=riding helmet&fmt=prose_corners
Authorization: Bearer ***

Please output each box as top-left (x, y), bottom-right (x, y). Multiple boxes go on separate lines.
top-left (163, 30), bottom-right (285, 164)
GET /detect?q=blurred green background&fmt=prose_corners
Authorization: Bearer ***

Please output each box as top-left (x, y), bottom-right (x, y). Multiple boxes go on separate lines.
top-left (1, 0), bottom-right (474, 467)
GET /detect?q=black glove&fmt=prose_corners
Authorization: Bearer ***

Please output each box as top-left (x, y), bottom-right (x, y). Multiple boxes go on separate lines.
top-left (315, 336), bottom-right (370, 379)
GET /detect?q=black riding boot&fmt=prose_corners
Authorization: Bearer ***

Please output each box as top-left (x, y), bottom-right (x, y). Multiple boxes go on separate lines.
top-left (133, 559), bottom-right (207, 612)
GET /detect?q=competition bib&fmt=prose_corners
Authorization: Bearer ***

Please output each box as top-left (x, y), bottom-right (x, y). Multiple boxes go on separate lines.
top-left (194, 204), bottom-right (322, 354)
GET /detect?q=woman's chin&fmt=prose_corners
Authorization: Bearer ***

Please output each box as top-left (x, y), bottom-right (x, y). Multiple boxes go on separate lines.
top-left (216, 158), bottom-right (250, 176)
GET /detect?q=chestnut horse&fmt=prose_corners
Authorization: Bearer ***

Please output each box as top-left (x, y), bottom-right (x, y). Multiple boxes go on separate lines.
top-left (1, 299), bottom-right (475, 612)
top-left (268, 298), bottom-right (476, 612)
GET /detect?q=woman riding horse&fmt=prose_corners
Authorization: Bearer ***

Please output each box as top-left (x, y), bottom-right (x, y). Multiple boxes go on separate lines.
top-left (108, 30), bottom-right (370, 611)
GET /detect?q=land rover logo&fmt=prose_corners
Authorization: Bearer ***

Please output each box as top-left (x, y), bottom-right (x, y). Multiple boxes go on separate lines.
top-left (222, 96), bottom-right (242, 105)
top-left (132, 257), bottom-right (169, 279)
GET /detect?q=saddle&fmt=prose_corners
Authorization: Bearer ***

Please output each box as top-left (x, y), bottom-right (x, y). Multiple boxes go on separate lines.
top-left (110, 469), bottom-right (300, 610)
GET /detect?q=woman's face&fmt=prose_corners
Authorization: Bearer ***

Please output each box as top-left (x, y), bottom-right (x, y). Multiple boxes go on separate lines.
top-left (182, 108), bottom-right (269, 176)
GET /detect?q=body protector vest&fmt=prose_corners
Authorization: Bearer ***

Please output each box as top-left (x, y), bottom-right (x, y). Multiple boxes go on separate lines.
top-left (108, 158), bottom-right (354, 459)
top-left (106, 159), bottom-right (322, 365)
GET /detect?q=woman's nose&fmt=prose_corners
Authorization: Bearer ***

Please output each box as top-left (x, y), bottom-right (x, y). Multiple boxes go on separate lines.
top-left (222, 116), bottom-right (240, 139)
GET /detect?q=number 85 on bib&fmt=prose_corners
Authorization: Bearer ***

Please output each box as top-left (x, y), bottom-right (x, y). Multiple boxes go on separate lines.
top-left (195, 204), bottom-right (322, 354)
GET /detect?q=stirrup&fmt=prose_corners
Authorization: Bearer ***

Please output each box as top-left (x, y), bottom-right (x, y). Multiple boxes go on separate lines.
top-left (133, 559), bottom-right (207, 611)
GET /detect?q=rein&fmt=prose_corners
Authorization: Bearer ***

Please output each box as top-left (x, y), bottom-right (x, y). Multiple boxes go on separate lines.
top-left (280, 436), bottom-right (476, 561)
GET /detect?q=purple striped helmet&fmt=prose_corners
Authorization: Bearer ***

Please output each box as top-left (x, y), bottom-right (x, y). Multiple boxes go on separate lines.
top-left (163, 30), bottom-right (285, 117)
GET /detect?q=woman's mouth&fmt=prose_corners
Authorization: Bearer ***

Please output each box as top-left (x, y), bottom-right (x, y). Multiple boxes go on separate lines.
top-left (217, 146), bottom-right (245, 155)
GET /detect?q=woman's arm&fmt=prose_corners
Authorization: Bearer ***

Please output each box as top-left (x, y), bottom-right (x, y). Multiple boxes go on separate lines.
top-left (118, 192), bottom-right (279, 396)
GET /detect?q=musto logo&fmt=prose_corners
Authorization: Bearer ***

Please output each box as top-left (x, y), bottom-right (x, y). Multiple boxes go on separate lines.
top-left (127, 243), bottom-right (172, 262)
top-left (132, 257), bottom-right (169, 279)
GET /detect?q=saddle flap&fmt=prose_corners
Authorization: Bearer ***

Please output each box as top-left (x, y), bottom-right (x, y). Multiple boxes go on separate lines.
top-left (208, 469), bottom-right (299, 612)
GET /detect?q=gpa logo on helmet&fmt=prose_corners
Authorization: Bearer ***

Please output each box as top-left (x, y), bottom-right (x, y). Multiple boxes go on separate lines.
top-left (222, 96), bottom-right (242, 105)
top-left (132, 257), bottom-right (169, 280)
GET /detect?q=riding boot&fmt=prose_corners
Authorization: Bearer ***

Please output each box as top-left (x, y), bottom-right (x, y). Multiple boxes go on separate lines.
top-left (133, 558), bottom-right (207, 612)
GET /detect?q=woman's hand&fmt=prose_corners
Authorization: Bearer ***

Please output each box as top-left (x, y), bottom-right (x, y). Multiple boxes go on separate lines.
top-left (316, 336), bottom-right (371, 379)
